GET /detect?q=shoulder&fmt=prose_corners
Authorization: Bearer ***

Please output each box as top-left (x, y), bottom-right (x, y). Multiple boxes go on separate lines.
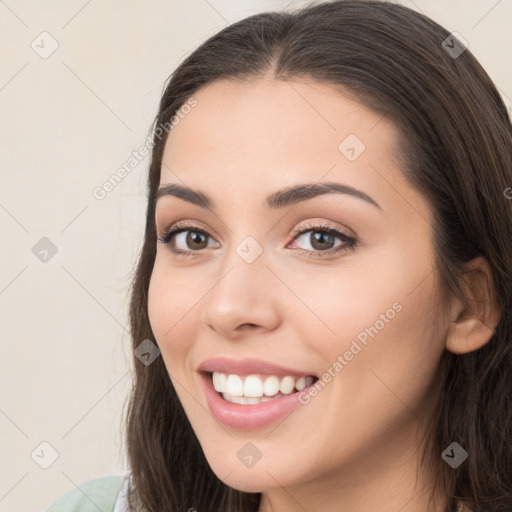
top-left (44, 473), bottom-right (129, 512)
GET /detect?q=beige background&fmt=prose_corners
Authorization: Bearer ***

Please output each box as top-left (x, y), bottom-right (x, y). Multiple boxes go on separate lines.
top-left (0, 1), bottom-right (510, 510)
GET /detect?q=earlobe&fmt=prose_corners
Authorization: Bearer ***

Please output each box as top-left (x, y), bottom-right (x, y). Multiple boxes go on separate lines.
top-left (445, 256), bottom-right (502, 355)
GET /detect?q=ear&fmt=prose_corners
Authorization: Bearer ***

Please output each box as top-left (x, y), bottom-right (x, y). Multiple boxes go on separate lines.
top-left (446, 255), bottom-right (502, 355)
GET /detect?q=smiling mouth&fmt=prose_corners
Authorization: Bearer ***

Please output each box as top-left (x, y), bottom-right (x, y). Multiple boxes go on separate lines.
top-left (207, 371), bottom-right (319, 405)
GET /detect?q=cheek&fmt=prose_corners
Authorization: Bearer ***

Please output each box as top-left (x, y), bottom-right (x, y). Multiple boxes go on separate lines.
top-left (292, 245), bottom-right (444, 394)
top-left (147, 262), bottom-right (197, 362)
top-left (285, 260), bottom-right (403, 361)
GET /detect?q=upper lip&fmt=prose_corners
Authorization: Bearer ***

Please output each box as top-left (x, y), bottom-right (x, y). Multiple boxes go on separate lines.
top-left (198, 357), bottom-right (317, 378)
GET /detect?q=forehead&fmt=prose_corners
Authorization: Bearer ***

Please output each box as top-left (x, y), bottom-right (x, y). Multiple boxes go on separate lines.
top-left (160, 77), bottom-right (420, 218)
top-left (164, 77), bottom-right (400, 168)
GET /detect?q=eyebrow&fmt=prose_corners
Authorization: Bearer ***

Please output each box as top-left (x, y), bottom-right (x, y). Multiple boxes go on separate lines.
top-left (155, 182), bottom-right (382, 211)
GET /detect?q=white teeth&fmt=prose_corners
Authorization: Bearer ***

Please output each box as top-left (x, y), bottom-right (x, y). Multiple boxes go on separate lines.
top-left (262, 375), bottom-right (279, 396)
top-left (295, 376), bottom-right (306, 391)
top-left (225, 374), bottom-right (244, 397)
top-left (222, 393), bottom-right (272, 405)
top-left (229, 395), bottom-right (247, 405)
top-left (244, 375), bottom-right (263, 397)
top-left (279, 376), bottom-right (295, 394)
top-left (212, 371), bottom-right (227, 393)
top-left (212, 371), bottom-right (315, 400)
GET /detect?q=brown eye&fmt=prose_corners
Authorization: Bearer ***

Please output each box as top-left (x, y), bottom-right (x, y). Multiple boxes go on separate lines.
top-left (181, 230), bottom-right (209, 250)
top-left (157, 223), bottom-right (220, 255)
top-left (309, 231), bottom-right (336, 251)
top-left (157, 221), bottom-right (357, 259)
top-left (289, 224), bottom-right (357, 257)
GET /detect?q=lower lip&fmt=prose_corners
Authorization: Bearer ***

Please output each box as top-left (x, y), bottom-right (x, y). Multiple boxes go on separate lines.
top-left (200, 372), bottom-right (311, 430)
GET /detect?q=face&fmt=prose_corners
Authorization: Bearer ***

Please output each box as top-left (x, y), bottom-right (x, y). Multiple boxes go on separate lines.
top-left (148, 77), bottom-right (448, 494)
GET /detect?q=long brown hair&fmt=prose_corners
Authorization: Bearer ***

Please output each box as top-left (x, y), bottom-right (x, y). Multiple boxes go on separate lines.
top-left (122, 1), bottom-right (512, 510)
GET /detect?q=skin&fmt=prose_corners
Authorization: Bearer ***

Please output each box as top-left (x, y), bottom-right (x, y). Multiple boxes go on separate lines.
top-left (147, 76), bottom-right (500, 512)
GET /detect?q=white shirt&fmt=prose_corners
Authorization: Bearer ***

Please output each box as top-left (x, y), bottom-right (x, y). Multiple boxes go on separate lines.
top-left (113, 473), bottom-right (131, 512)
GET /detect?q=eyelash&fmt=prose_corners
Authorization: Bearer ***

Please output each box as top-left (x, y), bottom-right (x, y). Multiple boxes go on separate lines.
top-left (156, 220), bottom-right (358, 259)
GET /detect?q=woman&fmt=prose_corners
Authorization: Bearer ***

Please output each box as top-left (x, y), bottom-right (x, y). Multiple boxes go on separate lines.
top-left (45, 1), bottom-right (512, 511)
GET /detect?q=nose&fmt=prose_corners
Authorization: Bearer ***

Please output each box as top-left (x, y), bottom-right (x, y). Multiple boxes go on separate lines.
top-left (200, 247), bottom-right (281, 339)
